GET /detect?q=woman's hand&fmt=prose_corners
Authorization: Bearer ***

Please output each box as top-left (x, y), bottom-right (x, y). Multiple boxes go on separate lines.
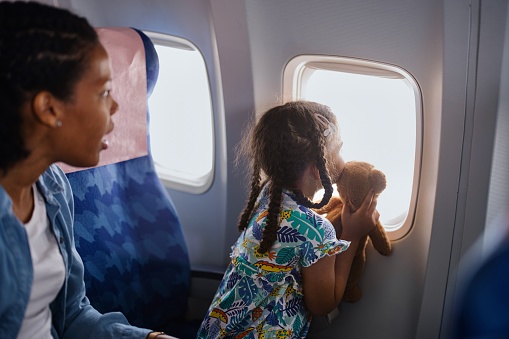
top-left (146, 332), bottom-right (179, 339)
top-left (340, 191), bottom-right (379, 241)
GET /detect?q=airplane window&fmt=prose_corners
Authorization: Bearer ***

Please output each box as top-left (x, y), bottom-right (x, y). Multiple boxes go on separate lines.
top-left (283, 56), bottom-right (422, 240)
top-left (145, 32), bottom-right (214, 194)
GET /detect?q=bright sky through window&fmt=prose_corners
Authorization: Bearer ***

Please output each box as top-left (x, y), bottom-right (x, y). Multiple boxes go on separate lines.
top-left (148, 42), bottom-right (213, 192)
top-left (304, 70), bottom-right (416, 229)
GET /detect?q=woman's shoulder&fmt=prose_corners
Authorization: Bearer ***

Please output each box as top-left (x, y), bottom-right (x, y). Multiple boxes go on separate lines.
top-left (38, 164), bottom-right (73, 202)
top-left (41, 164), bottom-right (67, 183)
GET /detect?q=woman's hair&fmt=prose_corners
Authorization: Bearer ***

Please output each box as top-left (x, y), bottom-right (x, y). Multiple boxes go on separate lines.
top-left (0, 1), bottom-right (99, 173)
top-left (237, 101), bottom-right (340, 253)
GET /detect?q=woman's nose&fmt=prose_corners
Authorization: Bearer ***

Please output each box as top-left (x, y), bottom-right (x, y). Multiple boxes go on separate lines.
top-left (111, 97), bottom-right (119, 116)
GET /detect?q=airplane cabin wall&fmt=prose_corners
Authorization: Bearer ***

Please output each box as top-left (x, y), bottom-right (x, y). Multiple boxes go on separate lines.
top-left (242, 0), bottom-right (442, 338)
top-left (484, 3), bottom-right (509, 236)
top-left (51, 0), bottom-right (449, 338)
top-left (17, 0), bottom-right (508, 338)
top-left (419, 1), bottom-right (509, 338)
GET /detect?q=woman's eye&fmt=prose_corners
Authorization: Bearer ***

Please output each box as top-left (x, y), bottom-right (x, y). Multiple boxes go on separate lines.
top-left (101, 90), bottom-right (111, 98)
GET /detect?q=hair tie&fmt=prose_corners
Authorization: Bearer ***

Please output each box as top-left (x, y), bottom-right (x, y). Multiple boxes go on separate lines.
top-left (316, 114), bottom-right (335, 137)
top-left (323, 125), bottom-right (332, 137)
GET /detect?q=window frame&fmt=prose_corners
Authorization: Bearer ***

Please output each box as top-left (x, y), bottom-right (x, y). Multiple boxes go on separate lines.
top-left (283, 55), bottom-right (422, 240)
top-left (144, 30), bottom-right (215, 194)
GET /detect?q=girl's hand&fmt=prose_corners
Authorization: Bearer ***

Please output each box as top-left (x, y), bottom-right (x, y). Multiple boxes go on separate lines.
top-left (340, 191), bottom-right (379, 241)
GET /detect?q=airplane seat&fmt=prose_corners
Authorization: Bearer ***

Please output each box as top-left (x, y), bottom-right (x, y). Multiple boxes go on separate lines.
top-left (60, 27), bottom-right (198, 337)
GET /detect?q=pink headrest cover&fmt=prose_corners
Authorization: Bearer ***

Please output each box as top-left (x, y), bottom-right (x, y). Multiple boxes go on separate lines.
top-left (59, 27), bottom-right (148, 173)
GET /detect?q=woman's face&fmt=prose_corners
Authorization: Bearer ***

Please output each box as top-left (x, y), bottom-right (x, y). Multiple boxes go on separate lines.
top-left (56, 43), bottom-right (118, 168)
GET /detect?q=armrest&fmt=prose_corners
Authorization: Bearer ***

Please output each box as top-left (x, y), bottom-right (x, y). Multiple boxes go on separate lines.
top-left (186, 267), bottom-right (225, 322)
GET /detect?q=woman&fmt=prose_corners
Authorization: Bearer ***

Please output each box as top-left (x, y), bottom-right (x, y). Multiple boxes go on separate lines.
top-left (0, 2), bottom-right (174, 338)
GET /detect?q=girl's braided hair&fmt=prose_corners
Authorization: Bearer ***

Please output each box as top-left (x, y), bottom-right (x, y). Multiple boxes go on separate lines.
top-left (237, 101), bottom-right (340, 253)
top-left (0, 1), bottom-right (99, 174)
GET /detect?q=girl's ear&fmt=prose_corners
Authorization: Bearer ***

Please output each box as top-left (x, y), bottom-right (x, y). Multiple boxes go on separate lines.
top-left (32, 91), bottom-right (63, 128)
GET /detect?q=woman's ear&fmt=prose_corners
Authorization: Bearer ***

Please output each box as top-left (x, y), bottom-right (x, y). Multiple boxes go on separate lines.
top-left (32, 91), bottom-right (63, 128)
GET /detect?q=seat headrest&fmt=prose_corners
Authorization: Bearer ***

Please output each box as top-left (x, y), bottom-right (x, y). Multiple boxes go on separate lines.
top-left (60, 27), bottom-right (152, 173)
top-left (133, 28), bottom-right (159, 97)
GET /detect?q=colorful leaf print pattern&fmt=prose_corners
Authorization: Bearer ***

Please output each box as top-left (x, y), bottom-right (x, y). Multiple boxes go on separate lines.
top-left (197, 184), bottom-right (350, 338)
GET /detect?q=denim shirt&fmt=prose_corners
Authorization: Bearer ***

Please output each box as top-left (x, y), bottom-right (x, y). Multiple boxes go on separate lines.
top-left (0, 165), bottom-right (151, 339)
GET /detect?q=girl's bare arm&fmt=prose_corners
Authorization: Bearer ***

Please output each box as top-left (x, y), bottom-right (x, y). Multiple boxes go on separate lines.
top-left (302, 193), bottom-right (378, 315)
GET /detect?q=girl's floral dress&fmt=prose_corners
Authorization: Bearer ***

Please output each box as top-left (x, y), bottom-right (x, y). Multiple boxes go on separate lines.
top-left (197, 184), bottom-right (350, 339)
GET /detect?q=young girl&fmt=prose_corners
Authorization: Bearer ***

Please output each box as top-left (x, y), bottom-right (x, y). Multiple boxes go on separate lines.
top-left (0, 2), bottom-right (173, 338)
top-left (197, 101), bottom-right (379, 338)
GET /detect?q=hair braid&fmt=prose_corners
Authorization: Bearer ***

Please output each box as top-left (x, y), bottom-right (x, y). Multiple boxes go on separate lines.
top-left (237, 163), bottom-right (262, 231)
top-left (258, 181), bottom-right (283, 254)
top-left (316, 156), bottom-right (334, 205)
top-left (235, 101), bottom-right (340, 252)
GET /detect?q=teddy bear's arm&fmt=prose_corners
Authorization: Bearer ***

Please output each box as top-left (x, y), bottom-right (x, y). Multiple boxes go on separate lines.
top-left (313, 196), bottom-right (342, 215)
top-left (368, 221), bottom-right (392, 256)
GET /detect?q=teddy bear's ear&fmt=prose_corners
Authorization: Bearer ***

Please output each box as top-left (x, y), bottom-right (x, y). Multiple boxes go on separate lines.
top-left (369, 168), bottom-right (387, 194)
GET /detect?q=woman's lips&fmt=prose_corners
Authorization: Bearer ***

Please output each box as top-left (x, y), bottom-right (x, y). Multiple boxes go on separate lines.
top-left (101, 139), bottom-right (109, 150)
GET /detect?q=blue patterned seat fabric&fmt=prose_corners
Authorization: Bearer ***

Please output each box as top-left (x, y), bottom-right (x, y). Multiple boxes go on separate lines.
top-left (66, 28), bottom-right (191, 334)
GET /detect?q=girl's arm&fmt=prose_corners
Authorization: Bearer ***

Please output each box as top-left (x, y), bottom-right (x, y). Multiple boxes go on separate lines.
top-left (302, 193), bottom-right (378, 316)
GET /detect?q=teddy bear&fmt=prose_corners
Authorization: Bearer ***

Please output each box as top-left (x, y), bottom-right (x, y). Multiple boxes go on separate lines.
top-left (315, 161), bottom-right (392, 303)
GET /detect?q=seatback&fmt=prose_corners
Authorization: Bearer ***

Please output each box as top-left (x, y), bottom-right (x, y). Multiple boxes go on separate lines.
top-left (60, 27), bottom-right (191, 333)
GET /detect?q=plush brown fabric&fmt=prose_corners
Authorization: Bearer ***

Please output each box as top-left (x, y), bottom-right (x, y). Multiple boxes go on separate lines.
top-left (315, 161), bottom-right (392, 303)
